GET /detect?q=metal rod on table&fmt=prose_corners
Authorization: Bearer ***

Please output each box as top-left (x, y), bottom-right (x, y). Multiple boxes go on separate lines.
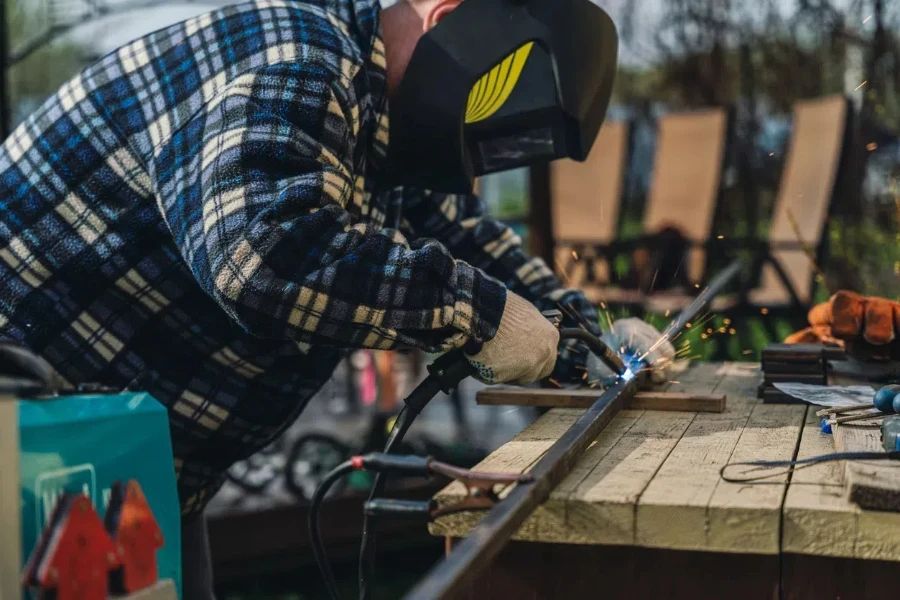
top-left (402, 258), bottom-right (744, 600)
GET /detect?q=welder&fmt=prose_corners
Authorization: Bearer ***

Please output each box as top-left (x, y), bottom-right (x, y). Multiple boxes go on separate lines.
top-left (0, 0), bottom-right (674, 597)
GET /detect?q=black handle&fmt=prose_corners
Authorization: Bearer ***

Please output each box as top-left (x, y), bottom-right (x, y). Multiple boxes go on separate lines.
top-left (364, 499), bottom-right (435, 521)
top-left (356, 453), bottom-right (432, 475)
top-left (426, 349), bottom-right (477, 395)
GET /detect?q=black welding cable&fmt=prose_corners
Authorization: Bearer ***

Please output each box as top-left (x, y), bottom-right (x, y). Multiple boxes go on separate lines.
top-left (358, 405), bottom-right (416, 600)
top-left (310, 459), bottom-right (357, 600)
top-left (720, 450), bottom-right (900, 483)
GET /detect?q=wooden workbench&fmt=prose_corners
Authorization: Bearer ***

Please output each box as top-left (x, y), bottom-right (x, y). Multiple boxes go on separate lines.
top-left (430, 362), bottom-right (900, 599)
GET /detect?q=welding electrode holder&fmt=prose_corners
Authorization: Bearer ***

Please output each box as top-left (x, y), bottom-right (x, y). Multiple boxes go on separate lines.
top-left (542, 309), bottom-right (628, 377)
top-left (354, 454), bottom-right (533, 522)
top-left (353, 312), bottom-right (628, 600)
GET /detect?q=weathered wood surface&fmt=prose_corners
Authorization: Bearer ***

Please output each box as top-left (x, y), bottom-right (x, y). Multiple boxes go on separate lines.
top-left (833, 420), bottom-right (900, 512)
top-left (432, 361), bottom-right (900, 563)
top-left (476, 387), bottom-right (726, 413)
top-left (783, 410), bottom-right (900, 561)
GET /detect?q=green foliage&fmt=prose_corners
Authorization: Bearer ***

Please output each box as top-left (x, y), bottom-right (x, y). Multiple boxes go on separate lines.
top-left (6, 0), bottom-right (91, 126)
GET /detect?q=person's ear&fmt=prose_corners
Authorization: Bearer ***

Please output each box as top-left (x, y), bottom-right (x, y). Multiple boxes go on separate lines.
top-left (423, 0), bottom-right (462, 32)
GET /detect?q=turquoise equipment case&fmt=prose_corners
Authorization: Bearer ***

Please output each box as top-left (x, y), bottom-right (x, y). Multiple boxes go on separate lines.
top-left (18, 392), bottom-right (181, 599)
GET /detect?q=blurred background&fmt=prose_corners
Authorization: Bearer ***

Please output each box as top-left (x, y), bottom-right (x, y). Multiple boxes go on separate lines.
top-left (3, 0), bottom-right (900, 598)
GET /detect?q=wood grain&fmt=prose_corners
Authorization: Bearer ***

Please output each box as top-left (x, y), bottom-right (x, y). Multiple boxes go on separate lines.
top-left (833, 421), bottom-right (900, 512)
top-left (476, 387), bottom-right (726, 413)
top-left (636, 363), bottom-right (762, 552)
top-left (782, 408), bottom-right (859, 558)
top-left (432, 362), bottom-right (721, 545)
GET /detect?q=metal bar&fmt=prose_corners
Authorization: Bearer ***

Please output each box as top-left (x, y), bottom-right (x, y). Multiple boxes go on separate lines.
top-left (403, 258), bottom-right (744, 600)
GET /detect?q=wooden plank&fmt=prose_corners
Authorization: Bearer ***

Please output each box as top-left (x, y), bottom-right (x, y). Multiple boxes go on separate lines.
top-left (782, 409), bottom-right (859, 558)
top-left (784, 411), bottom-right (900, 563)
top-left (428, 408), bottom-right (608, 538)
top-left (636, 362), bottom-right (804, 555)
top-left (704, 401), bottom-right (806, 554)
top-left (430, 361), bottom-right (697, 543)
top-left (476, 387), bottom-right (726, 413)
top-left (558, 362), bottom-right (726, 545)
top-left (636, 363), bottom-right (758, 552)
top-left (833, 422), bottom-right (900, 512)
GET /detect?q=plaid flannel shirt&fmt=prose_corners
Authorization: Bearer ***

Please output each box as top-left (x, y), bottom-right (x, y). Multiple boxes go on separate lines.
top-left (0, 0), bottom-right (599, 513)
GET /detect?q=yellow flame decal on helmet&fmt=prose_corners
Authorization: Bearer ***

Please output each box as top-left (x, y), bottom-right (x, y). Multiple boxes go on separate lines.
top-left (465, 42), bottom-right (534, 124)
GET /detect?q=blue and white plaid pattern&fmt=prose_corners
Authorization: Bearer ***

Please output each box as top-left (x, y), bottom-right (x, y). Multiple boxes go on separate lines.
top-left (0, 0), bottom-right (598, 512)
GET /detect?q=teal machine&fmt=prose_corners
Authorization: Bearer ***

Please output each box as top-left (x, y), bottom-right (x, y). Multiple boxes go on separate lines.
top-left (0, 342), bottom-right (181, 600)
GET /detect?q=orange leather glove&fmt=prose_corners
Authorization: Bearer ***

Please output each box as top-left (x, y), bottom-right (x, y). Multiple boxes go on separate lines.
top-left (785, 291), bottom-right (900, 359)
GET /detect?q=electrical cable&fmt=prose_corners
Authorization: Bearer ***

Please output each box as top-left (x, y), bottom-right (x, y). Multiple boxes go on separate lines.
top-left (720, 450), bottom-right (900, 483)
top-left (358, 405), bottom-right (418, 600)
top-left (309, 459), bottom-right (357, 600)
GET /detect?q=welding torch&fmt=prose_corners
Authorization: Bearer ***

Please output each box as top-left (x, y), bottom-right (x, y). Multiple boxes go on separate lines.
top-left (308, 314), bottom-right (631, 600)
top-left (541, 309), bottom-right (628, 377)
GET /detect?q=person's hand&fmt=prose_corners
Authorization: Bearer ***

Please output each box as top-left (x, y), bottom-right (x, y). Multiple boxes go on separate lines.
top-left (785, 290), bottom-right (900, 360)
top-left (534, 288), bottom-right (603, 385)
top-left (588, 318), bottom-right (675, 384)
top-left (465, 291), bottom-right (560, 385)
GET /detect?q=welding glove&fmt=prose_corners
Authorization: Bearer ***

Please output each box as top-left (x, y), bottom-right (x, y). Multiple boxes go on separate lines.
top-left (785, 290), bottom-right (900, 360)
top-left (587, 318), bottom-right (675, 384)
top-left (465, 291), bottom-right (560, 385)
top-left (532, 288), bottom-right (605, 386)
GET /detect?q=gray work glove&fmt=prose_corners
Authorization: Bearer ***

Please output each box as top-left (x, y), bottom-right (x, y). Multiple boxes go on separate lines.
top-left (466, 291), bottom-right (560, 385)
top-left (587, 318), bottom-right (675, 384)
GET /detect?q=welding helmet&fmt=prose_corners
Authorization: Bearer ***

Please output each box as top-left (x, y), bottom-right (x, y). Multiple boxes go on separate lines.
top-left (384, 0), bottom-right (618, 193)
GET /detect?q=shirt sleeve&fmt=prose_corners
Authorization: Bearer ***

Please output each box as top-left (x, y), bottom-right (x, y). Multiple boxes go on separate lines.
top-left (397, 187), bottom-right (562, 302)
top-left (396, 188), bottom-right (604, 383)
top-left (151, 61), bottom-right (505, 353)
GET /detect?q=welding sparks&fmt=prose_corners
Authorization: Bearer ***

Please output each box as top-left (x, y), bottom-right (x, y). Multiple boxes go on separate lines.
top-left (855, 80), bottom-right (868, 91)
top-left (554, 259), bottom-right (571, 284)
top-left (761, 308), bottom-right (769, 315)
top-left (548, 378), bottom-right (561, 388)
top-left (717, 235), bottom-right (724, 240)
top-left (867, 142), bottom-right (878, 151)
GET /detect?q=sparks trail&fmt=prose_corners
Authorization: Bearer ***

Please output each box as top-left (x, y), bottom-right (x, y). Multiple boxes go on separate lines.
top-left (639, 260), bottom-right (743, 364)
top-left (785, 208), bottom-right (830, 296)
top-left (554, 258), bottom-right (572, 285)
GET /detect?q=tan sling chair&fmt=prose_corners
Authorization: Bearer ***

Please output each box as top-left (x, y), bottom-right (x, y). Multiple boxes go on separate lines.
top-left (712, 95), bottom-right (849, 313)
top-left (559, 108), bottom-right (728, 308)
top-left (550, 120), bottom-right (629, 300)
